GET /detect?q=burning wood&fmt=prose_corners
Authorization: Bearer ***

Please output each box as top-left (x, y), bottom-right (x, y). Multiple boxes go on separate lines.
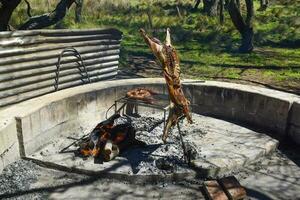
top-left (78, 114), bottom-right (145, 161)
top-left (126, 88), bottom-right (157, 104)
top-left (140, 28), bottom-right (193, 143)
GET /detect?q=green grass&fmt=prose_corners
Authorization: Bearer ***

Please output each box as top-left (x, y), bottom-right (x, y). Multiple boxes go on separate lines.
top-left (10, 0), bottom-right (300, 92)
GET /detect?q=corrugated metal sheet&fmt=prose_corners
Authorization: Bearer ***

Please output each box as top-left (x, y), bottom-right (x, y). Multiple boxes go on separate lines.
top-left (0, 28), bottom-right (122, 107)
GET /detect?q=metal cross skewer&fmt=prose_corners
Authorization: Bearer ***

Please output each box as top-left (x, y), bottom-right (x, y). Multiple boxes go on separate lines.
top-left (176, 116), bottom-right (190, 165)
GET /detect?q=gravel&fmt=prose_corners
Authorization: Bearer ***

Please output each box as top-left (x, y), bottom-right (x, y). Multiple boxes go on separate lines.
top-left (0, 160), bottom-right (42, 200)
top-left (114, 114), bottom-right (197, 174)
top-left (0, 114), bottom-right (299, 199)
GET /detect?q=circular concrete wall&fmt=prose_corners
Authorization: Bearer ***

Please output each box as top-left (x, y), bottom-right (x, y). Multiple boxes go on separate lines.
top-left (0, 78), bottom-right (299, 172)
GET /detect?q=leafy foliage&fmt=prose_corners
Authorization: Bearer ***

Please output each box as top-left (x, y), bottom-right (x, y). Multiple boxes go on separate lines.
top-left (9, 0), bottom-right (300, 92)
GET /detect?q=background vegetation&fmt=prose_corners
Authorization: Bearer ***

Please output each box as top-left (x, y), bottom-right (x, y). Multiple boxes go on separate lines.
top-left (10, 0), bottom-right (300, 93)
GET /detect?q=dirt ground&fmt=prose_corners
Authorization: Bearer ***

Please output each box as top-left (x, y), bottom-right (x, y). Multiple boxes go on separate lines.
top-left (0, 143), bottom-right (299, 200)
top-left (0, 114), bottom-right (299, 200)
top-left (117, 55), bottom-right (300, 95)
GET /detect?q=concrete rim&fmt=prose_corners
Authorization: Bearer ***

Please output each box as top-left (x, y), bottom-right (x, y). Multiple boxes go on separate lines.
top-left (1, 78), bottom-right (299, 177)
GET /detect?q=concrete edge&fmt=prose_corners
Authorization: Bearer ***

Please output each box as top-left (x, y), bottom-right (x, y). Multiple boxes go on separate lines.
top-left (24, 156), bottom-right (198, 184)
top-left (0, 78), bottom-right (299, 173)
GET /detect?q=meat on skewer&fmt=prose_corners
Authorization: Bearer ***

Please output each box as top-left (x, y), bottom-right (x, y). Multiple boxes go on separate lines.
top-left (140, 28), bottom-right (193, 143)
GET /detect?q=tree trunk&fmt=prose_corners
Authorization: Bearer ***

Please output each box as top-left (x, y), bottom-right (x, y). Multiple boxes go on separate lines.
top-left (219, 0), bottom-right (224, 24)
top-left (227, 0), bottom-right (254, 53)
top-left (75, 0), bottom-right (83, 23)
top-left (146, 9), bottom-right (153, 30)
top-left (0, 0), bottom-right (21, 31)
top-left (236, 0), bottom-right (240, 10)
top-left (258, 0), bottom-right (268, 11)
top-left (203, 0), bottom-right (219, 16)
top-left (240, 27), bottom-right (254, 52)
top-left (194, 0), bottom-right (201, 9)
top-left (19, 0), bottom-right (75, 30)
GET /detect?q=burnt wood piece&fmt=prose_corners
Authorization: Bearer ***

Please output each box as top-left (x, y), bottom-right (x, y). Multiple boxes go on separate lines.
top-left (78, 114), bottom-right (145, 159)
top-left (203, 180), bottom-right (229, 200)
top-left (140, 28), bottom-right (193, 143)
top-left (218, 176), bottom-right (247, 200)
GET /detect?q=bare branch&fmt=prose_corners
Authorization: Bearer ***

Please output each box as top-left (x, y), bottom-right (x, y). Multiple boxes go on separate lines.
top-left (23, 0), bottom-right (32, 17)
top-left (19, 0), bottom-right (75, 30)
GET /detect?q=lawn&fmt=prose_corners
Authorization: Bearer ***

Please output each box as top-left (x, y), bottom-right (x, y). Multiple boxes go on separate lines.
top-left (11, 0), bottom-right (300, 93)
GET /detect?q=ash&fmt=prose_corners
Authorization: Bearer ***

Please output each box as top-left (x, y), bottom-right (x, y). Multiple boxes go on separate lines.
top-left (0, 160), bottom-right (42, 199)
top-left (114, 113), bottom-right (199, 174)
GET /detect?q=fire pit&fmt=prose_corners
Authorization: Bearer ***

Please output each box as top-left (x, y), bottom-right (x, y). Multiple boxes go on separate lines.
top-left (2, 78), bottom-right (294, 184)
top-left (28, 108), bottom-right (278, 182)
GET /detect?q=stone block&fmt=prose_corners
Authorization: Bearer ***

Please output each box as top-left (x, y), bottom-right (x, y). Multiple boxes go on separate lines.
top-left (288, 125), bottom-right (300, 145)
top-left (96, 88), bottom-right (116, 111)
top-left (289, 102), bottom-right (300, 127)
top-left (115, 85), bottom-right (134, 100)
top-left (77, 92), bottom-right (97, 119)
top-left (39, 100), bottom-right (69, 133)
top-left (182, 84), bottom-right (194, 104)
top-left (19, 115), bottom-right (32, 143)
top-left (138, 84), bottom-right (165, 95)
top-left (24, 119), bottom-right (80, 156)
top-left (65, 96), bottom-right (79, 118)
top-left (0, 121), bottom-right (19, 173)
top-left (192, 85), bottom-right (204, 106)
top-left (203, 180), bottom-right (228, 200)
top-left (29, 111), bottom-right (41, 137)
top-left (218, 176), bottom-right (247, 200)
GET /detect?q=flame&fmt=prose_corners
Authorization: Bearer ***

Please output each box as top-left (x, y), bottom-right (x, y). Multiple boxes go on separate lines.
top-left (79, 122), bottom-right (128, 158)
top-left (114, 133), bottom-right (126, 144)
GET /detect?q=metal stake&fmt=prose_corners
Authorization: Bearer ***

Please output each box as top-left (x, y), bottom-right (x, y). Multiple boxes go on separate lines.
top-left (177, 121), bottom-right (189, 164)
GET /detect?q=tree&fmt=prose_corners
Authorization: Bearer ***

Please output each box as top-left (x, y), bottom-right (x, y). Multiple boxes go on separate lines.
top-left (75, 0), bottom-right (83, 23)
top-left (0, 0), bottom-right (21, 31)
top-left (203, 0), bottom-right (220, 16)
top-left (194, 0), bottom-right (201, 10)
top-left (258, 0), bottom-right (268, 11)
top-left (193, 0), bottom-right (254, 52)
top-left (227, 0), bottom-right (254, 53)
top-left (19, 0), bottom-right (75, 30)
top-left (193, 0), bottom-right (220, 16)
top-left (0, 0), bottom-right (78, 31)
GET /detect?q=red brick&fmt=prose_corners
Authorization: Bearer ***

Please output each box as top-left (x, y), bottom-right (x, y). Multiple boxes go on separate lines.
top-left (218, 176), bottom-right (247, 200)
top-left (203, 180), bottom-right (229, 200)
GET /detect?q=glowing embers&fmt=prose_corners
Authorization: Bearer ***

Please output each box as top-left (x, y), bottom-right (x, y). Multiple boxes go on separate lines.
top-left (77, 114), bottom-right (145, 161)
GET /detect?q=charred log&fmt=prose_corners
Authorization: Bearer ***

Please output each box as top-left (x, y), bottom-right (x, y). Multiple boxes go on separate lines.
top-left (19, 0), bottom-right (75, 30)
top-left (0, 0), bottom-right (21, 31)
top-left (78, 114), bottom-right (145, 161)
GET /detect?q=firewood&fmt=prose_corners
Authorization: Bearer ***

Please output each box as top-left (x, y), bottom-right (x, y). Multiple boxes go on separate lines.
top-left (77, 114), bottom-right (145, 161)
